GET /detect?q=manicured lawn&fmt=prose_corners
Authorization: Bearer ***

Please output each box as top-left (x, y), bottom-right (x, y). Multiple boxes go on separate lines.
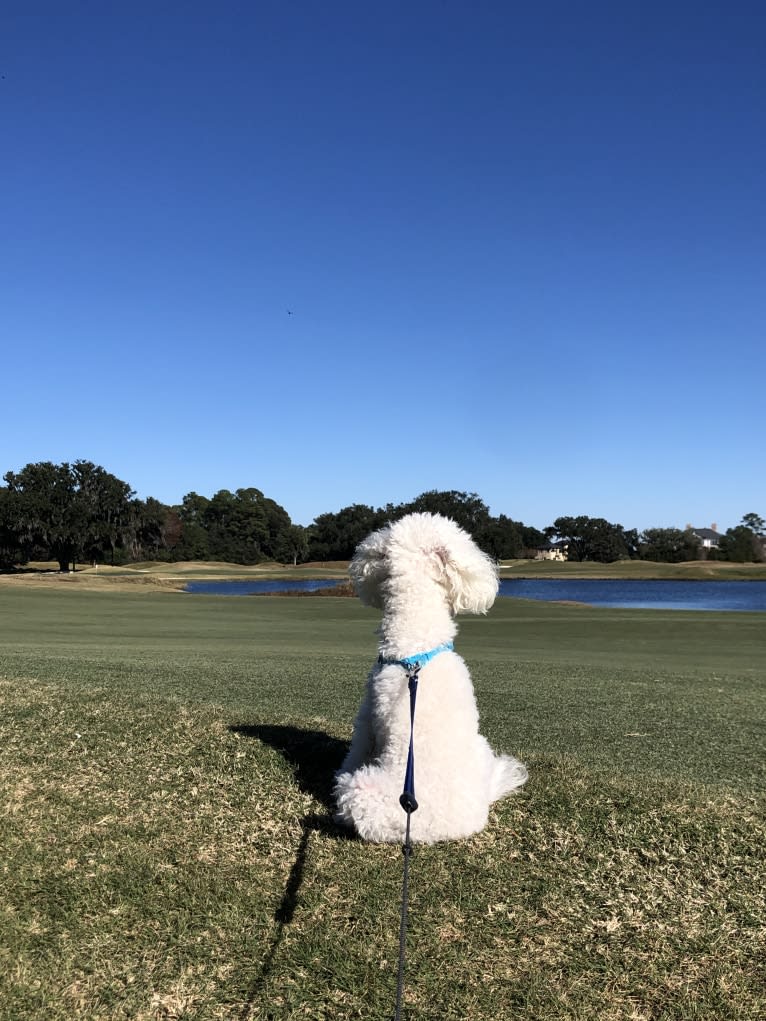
top-left (1, 588), bottom-right (764, 1020)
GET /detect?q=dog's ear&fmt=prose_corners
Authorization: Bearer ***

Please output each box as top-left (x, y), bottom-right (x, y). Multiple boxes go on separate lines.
top-left (349, 524), bottom-right (391, 609)
top-left (436, 531), bottom-right (499, 615)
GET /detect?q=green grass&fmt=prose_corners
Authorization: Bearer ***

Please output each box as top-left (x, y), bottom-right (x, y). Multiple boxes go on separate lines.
top-left (22, 560), bottom-right (352, 580)
top-left (1, 589), bottom-right (764, 1020)
top-left (18, 556), bottom-right (766, 582)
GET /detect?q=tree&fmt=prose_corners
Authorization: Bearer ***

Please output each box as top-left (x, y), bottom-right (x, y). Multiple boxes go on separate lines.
top-left (69, 460), bottom-right (136, 565)
top-left (274, 524), bottom-right (309, 565)
top-left (621, 528), bottom-right (640, 560)
top-left (549, 515), bottom-right (636, 563)
top-left (172, 487), bottom-right (295, 564)
top-left (0, 485), bottom-right (25, 567)
top-left (131, 498), bottom-right (181, 562)
top-left (474, 515), bottom-right (546, 560)
top-left (307, 504), bottom-right (386, 561)
top-left (390, 491), bottom-right (492, 537)
top-left (474, 515), bottom-right (525, 560)
top-left (252, 490), bottom-right (293, 561)
top-left (741, 512), bottom-right (766, 562)
top-left (306, 491), bottom-right (545, 562)
top-left (720, 516), bottom-right (766, 563)
top-left (207, 488), bottom-right (291, 563)
top-left (173, 492), bottom-right (212, 561)
top-left (741, 512), bottom-right (765, 537)
top-left (638, 527), bottom-right (699, 563)
top-left (2, 461), bottom-right (136, 571)
top-left (205, 489), bottom-right (255, 562)
top-left (4, 462), bottom-right (73, 570)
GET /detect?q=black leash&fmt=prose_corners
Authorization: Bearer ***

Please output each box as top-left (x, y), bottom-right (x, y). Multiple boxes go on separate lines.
top-left (393, 668), bottom-right (420, 1021)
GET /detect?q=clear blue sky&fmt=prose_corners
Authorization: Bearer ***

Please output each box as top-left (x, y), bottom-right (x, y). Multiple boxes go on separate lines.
top-left (2, 2), bottom-right (764, 531)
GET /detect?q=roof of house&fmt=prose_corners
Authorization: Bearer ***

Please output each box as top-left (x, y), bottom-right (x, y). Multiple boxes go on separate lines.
top-left (692, 528), bottom-right (720, 540)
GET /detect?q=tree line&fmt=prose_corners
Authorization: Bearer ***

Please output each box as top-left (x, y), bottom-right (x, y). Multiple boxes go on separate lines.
top-left (1, 460), bottom-right (764, 570)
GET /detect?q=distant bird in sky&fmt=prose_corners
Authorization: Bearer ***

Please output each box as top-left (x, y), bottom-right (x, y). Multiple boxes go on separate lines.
top-left (286, 309), bottom-right (293, 315)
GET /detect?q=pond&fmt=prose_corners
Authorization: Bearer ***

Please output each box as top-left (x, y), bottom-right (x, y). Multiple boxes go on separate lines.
top-left (185, 577), bottom-right (766, 611)
top-left (499, 579), bottom-right (766, 611)
top-left (185, 579), bottom-right (341, 596)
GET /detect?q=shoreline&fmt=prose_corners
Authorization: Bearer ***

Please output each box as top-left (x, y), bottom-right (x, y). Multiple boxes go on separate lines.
top-left (1, 559), bottom-right (765, 594)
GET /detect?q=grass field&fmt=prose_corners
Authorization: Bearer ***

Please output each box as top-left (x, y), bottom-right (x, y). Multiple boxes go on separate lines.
top-left (7, 556), bottom-right (766, 587)
top-left (1, 586), bottom-right (764, 1020)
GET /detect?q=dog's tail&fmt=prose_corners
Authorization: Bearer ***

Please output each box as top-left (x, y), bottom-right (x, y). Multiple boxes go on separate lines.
top-left (490, 753), bottom-right (528, 802)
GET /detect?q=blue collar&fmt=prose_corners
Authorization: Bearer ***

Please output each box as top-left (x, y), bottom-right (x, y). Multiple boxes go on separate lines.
top-left (378, 641), bottom-right (454, 673)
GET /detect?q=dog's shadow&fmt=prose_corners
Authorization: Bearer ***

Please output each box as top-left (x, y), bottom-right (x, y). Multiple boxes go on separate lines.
top-left (228, 723), bottom-right (354, 1018)
top-left (230, 722), bottom-right (349, 816)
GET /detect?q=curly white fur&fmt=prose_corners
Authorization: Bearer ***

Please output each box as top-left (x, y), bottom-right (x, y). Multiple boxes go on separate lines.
top-left (333, 512), bottom-right (527, 843)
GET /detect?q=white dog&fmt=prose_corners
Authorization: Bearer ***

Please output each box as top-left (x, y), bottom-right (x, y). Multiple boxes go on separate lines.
top-left (333, 512), bottom-right (527, 843)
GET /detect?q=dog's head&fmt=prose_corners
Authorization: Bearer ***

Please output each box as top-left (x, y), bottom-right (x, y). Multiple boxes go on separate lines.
top-left (349, 512), bottom-right (498, 615)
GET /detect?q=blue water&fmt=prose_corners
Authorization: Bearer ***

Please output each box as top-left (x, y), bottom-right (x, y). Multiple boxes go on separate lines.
top-left (499, 578), bottom-right (766, 612)
top-left (185, 577), bottom-right (766, 611)
top-left (185, 579), bottom-right (341, 596)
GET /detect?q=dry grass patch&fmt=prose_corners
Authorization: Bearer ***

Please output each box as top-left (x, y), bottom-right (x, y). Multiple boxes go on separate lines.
top-left (2, 676), bottom-right (765, 1020)
top-left (0, 572), bottom-right (186, 593)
